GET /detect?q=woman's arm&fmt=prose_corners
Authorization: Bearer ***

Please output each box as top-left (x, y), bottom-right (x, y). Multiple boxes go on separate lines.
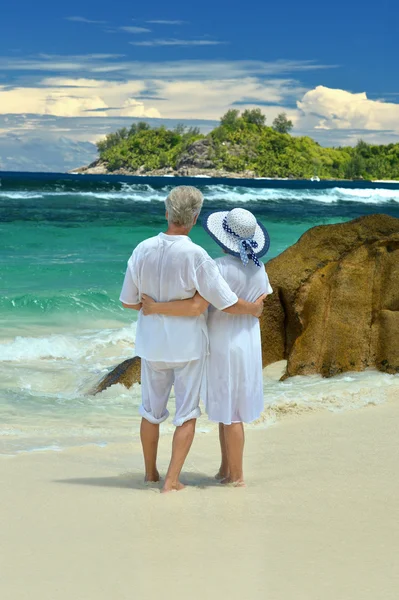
top-left (141, 293), bottom-right (209, 317)
top-left (223, 294), bottom-right (266, 317)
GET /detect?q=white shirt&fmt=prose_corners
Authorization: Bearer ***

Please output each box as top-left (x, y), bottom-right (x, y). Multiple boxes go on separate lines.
top-left (120, 233), bottom-right (238, 362)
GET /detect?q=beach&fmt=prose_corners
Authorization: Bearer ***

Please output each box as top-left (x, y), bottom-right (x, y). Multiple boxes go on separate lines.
top-left (1, 176), bottom-right (399, 454)
top-left (2, 393), bottom-right (399, 600)
top-left (1, 176), bottom-right (398, 598)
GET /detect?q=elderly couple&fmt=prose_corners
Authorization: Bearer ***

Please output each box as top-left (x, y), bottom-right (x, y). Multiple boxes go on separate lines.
top-left (120, 186), bottom-right (272, 492)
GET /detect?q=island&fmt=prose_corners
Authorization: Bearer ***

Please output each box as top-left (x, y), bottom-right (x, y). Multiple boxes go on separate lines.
top-left (73, 110), bottom-right (399, 181)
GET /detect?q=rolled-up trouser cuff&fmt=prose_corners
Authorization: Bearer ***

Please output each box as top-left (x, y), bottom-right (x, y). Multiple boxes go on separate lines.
top-left (139, 405), bottom-right (170, 425)
top-left (173, 406), bottom-right (201, 427)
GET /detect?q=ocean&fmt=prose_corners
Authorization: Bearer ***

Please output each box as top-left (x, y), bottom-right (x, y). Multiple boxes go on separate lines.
top-left (1, 174), bottom-right (399, 455)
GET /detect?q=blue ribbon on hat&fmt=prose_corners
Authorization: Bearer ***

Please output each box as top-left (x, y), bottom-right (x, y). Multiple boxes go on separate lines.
top-left (222, 217), bottom-right (261, 267)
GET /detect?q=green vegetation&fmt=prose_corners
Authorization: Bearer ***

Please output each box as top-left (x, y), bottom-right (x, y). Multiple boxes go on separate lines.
top-left (96, 110), bottom-right (399, 180)
top-left (272, 112), bottom-right (294, 134)
top-left (96, 122), bottom-right (202, 172)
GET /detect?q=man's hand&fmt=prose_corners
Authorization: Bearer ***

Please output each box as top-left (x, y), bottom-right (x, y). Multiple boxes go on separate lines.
top-left (141, 294), bottom-right (156, 316)
top-left (251, 293), bottom-right (267, 318)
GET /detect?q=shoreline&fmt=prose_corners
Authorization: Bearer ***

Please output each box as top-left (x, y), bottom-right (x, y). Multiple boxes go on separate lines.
top-left (70, 162), bottom-right (399, 184)
top-left (2, 397), bottom-right (399, 599)
top-left (2, 362), bottom-right (398, 457)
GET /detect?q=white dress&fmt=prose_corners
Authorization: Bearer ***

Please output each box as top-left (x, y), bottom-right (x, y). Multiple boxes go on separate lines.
top-left (204, 255), bottom-right (273, 424)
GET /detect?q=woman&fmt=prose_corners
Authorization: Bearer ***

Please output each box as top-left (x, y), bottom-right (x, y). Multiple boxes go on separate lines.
top-left (142, 208), bottom-right (272, 486)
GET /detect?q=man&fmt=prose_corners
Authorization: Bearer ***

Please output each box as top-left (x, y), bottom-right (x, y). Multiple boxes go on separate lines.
top-left (120, 186), bottom-right (264, 493)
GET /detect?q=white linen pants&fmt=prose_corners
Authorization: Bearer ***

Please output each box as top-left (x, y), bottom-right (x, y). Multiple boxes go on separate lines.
top-left (140, 357), bottom-right (205, 426)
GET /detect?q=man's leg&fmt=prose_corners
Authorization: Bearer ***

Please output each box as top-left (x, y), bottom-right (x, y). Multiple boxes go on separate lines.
top-left (140, 360), bottom-right (173, 483)
top-left (215, 423), bottom-right (229, 480)
top-left (140, 418), bottom-right (160, 482)
top-left (162, 358), bottom-right (203, 493)
top-left (162, 419), bottom-right (196, 492)
top-left (222, 422), bottom-right (245, 486)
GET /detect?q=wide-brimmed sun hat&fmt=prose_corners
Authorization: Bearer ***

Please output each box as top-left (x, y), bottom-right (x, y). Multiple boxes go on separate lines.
top-left (202, 208), bottom-right (270, 267)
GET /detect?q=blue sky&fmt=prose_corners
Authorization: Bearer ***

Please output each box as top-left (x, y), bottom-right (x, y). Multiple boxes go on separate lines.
top-left (0, 0), bottom-right (398, 170)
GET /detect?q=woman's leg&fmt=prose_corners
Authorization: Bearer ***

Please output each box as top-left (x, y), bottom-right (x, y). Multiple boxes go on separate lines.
top-left (223, 422), bottom-right (245, 486)
top-left (215, 423), bottom-right (229, 480)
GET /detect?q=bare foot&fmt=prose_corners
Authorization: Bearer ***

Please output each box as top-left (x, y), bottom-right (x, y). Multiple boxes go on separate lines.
top-left (161, 481), bottom-right (186, 494)
top-left (220, 477), bottom-right (246, 488)
top-left (145, 470), bottom-right (160, 483)
top-left (215, 469), bottom-right (229, 481)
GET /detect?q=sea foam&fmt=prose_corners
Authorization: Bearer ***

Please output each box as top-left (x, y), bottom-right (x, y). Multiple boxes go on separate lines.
top-left (0, 324), bottom-right (137, 362)
top-left (1, 184), bottom-right (399, 205)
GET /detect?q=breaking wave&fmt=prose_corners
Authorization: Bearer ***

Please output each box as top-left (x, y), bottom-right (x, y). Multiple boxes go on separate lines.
top-left (1, 183), bottom-right (399, 206)
top-left (0, 324), bottom-right (137, 362)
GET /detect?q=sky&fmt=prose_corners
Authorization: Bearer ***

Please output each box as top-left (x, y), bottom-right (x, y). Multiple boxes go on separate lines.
top-left (0, 0), bottom-right (398, 171)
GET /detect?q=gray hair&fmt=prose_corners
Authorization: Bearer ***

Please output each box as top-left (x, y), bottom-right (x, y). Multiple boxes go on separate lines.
top-left (165, 186), bottom-right (204, 228)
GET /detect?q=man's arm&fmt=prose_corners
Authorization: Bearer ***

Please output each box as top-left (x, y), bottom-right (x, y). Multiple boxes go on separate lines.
top-left (120, 257), bottom-right (141, 310)
top-left (141, 293), bottom-right (266, 318)
top-left (140, 256), bottom-right (268, 318)
top-left (122, 302), bottom-right (142, 311)
top-left (141, 293), bottom-right (209, 317)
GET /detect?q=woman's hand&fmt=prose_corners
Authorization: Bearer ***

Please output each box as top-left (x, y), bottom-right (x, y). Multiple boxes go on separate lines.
top-left (141, 294), bottom-right (157, 316)
top-left (190, 293), bottom-right (209, 316)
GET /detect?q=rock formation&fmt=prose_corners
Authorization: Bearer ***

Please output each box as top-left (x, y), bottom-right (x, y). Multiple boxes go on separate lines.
top-left (91, 356), bottom-right (141, 394)
top-left (175, 138), bottom-right (216, 171)
top-left (260, 213), bottom-right (399, 377)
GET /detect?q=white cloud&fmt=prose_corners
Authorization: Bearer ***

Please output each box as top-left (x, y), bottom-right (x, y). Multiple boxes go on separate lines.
top-left (297, 85), bottom-right (399, 133)
top-left (0, 54), bottom-right (126, 74)
top-left (43, 95), bottom-right (109, 117)
top-left (65, 16), bottom-right (106, 24)
top-left (0, 55), bottom-right (321, 123)
top-left (118, 26), bottom-right (151, 34)
top-left (0, 55), bottom-right (335, 80)
top-left (0, 75), bottom-right (304, 121)
top-left (114, 59), bottom-right (337, 79)
top-left (4, 54), bottom-right (399, 149)
top-left (0, 79), bottom-right (161, 118)
top-left (119, 99), bottom-right (161, 118)
top-left (146, 20), bottom-right (185, 25)
top-left (130, 39), bottom-right (226, 47)
top-left (0, 84), bottom-right (106, 117)
top-left (40, 77), bottom-right (106, 88)
top-left (150, 78), bottom-right (300, 119)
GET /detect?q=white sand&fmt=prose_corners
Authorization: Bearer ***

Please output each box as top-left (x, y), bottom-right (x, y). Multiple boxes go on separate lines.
top-left (1, 397), bottom-right (399, 600)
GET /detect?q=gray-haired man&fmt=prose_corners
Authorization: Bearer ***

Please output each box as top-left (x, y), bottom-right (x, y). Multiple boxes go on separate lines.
top-left (120, 186), bottom-right (264, 493)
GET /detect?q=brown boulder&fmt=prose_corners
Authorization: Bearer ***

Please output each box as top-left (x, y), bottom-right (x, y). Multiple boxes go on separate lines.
top-left (91, 356), bottom-right (141, 394)
top-left (260, 214), bottom-right (399, 377)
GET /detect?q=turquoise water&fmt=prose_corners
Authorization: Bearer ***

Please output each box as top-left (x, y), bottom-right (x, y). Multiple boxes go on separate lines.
top-left (1, 177), bottom-right (399, 453)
